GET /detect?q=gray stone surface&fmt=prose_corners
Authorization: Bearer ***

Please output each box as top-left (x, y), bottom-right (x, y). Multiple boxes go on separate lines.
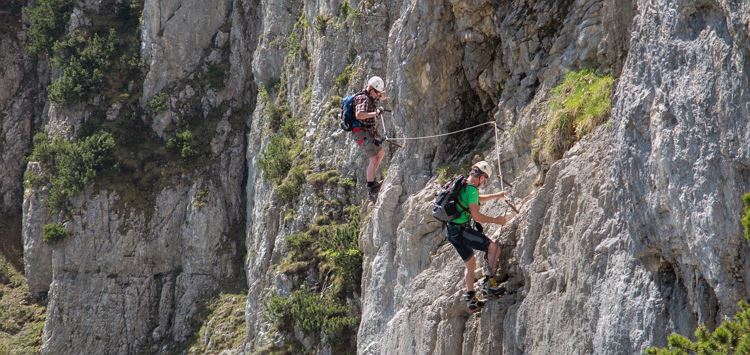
top-left (21, 163), bottom-right (53, 296)
top-left (142, 0), bottom-right (233, 98)
top-left (0, 0), bottom-right (43, 266)
top-left (358, 0), bottom-right (750, 354)
top-left (10, 0), bottom-right (750, 353)
top-left (19, 0), bottom-right (249, 353)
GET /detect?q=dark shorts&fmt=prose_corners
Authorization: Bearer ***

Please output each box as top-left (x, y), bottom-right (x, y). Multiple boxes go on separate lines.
top-left (444, 223), bottom-right (491, 261)
top-left (352, 129), bottom-right (383, 158)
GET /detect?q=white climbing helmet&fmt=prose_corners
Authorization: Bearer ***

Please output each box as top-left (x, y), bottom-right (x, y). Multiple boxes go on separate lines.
top-left (472, 161), bottom-right (492, 179)
top-left (368, 76), bottom-right (385, 92)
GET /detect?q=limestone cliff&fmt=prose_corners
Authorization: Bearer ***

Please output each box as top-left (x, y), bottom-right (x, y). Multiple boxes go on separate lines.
top-left (2, 0), bottom-right (749, 354)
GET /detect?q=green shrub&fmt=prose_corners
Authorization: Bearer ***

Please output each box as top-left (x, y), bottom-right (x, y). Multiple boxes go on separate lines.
top-left (340, 1), bottom-right (363, 24)
top-left (258, 86), bottom-right (271, 105)
top-left (193, 189), bottom-right (208, 209)
top-left (23, 169), bottom-right (45, 190)
top-left (268, 207), bottom-right (362, 351)
top-left (295, 14), bottom-right (310, 30)
top-left (266, 287), bottom-right (358, 344)
top-left (259, 135), bottom-right (295, 185)
top-left (276, 164), bottom-right (307, 205)
top-left (315, 215), bottom-right (331, 226)
top-left (42, 223), bottom-right (69, 243)
top-left (286, 31), bottom-right (302, 58)
top-left (325, 95), bottom-right (343, 119)
top-left (147, 92), bottom-right (170, 113)
top-left (284, 232), bottom-right (316, 262)
top-left (48, 29), bottom-right (117, 105)
top-left (743, 193), bottom-right (750, 241)
top-left (317, 217), bottom-right (362, 295)
top-left (283, 209), bottom-right (296, 224)
top-left (166, 130), bottom-right (197, 160)
top-left (335, 64), bottom-right (355, 89)
top-left (266, 101), bottom-right (292, 132)
top-left (29, 131), bottom-right (116, 212)
top-left (314, 15), bottom-right (333, 34)
top-left (328, 95), bottom-right (342, 109)
top-left (266, 294), bottom-right (293, 326)
top-left (307, 169), bottom-right (340, 187)
top-left (187, 293), bottom-right (247, 354)
top-left (436, 165), bottom-right (454, 185)
top-left (23, 0), bottom-right (74, 55)
top-left (338, 177), bottom-right (356, 189)
top-left (300, 86), bottom-right (312, 107)
top-left (280, 209), bottom-right (361, 295)
top-left (646, 301), bottom-right (750, 354)
top-left (258, 87), bottom-right (311, 205)
top-left (534, 70), bottom-right (613, 164)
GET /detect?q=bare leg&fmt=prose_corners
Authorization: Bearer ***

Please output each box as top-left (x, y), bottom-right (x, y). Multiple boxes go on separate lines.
top-left (366, 155), bottom-right (378, 182)
top-left (464, 255), bottom-right (477, 292)
top-left (376, 148), bottom-right (384, 168)
top-left (487, 241), bottom-right (501, 276)
top-left (366, 148), bottom-right (385, 182)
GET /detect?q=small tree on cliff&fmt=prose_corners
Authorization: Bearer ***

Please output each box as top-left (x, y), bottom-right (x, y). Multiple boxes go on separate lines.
top-left (646, 301), bottom-right (750, 354)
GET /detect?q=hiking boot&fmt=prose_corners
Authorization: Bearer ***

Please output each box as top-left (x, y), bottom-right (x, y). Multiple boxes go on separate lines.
top-left (480, 276), bottom-right (506, 298)
top-left (367, 181), bottom-right (381, 202)
top-left (464, 291), bottom-right (484, 313)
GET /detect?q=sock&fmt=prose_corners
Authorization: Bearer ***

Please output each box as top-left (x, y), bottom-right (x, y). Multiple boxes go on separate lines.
top-left (367, 181), bottom-right (375, 187)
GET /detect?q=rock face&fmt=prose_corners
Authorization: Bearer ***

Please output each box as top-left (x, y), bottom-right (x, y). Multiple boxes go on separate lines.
top-left (141, 0), bottom-right (234, 98)
top-left (19, 0), bottom-right (249, 353)
top-left (359, 0), bottom-right (750, 354)
top-left (0, 0), bottom-right (45, 267)
top-left (6, 0), bottom-right (750, 353)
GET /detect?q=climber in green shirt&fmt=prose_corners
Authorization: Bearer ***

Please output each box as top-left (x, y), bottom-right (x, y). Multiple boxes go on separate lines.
top-left (444, 161), bottom-right (512, 313)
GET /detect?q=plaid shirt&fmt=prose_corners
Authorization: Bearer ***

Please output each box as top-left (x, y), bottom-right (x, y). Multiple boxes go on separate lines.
top-left (354, 92), bottom-right (381, 138)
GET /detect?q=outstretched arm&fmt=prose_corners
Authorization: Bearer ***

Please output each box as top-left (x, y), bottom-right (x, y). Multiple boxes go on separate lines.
top-left (478, 191), bottom-right (507, 203)
top-left (469, 203), bottom-right (506, 225)
top-left (356, 109), bottom-right (381, 120)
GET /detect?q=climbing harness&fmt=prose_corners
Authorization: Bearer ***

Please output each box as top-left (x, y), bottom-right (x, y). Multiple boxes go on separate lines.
top-left (377, 112), bottom-right (520, 213)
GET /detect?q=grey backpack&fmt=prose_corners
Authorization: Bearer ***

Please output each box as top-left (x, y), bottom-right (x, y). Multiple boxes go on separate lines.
top-left (432, 175), bottom-right (468, 222)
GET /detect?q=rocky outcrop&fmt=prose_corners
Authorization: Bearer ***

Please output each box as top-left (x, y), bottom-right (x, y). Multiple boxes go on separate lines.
top-left (141, 0), bottom-right (234, 98)
top-left (359, 0), bottom-right (750, 354)
top-left (610, 0), bottom-right (750, 333)
top-left (0, 0), bottom-right (46, 268)
top-left (19, 0), bottom-right (249, 353)
top-left (40, 181), bottom-right (245, 353)
top-left (8, 0), bottom-right (750, 353)
top-left (358, 0), bottom-right (636, 353)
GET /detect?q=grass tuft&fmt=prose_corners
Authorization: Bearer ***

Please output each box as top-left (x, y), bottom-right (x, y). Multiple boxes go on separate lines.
top-left (187, 293), bottom-right (248, 354)
top-left (0, 254), bottom-right (46, 353)
top-left (533, 70), bottom-right (613, 165)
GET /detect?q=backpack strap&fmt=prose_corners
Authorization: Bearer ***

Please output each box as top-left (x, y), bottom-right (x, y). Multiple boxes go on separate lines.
top-left (455, 183), bottom-right (472, 213)
top-left (457, 184), bottom-right (479, 219)
top-left (348, 91), bottom-right (369, 130)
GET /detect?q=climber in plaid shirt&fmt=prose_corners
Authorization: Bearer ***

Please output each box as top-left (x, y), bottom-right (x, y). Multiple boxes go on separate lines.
top-left (352, 76), bottom-right (387, 202)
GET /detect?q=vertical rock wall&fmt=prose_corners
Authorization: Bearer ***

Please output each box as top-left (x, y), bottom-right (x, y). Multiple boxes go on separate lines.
top-left (7, 0), bottom-right (750, 353)
top-left (19, 0), bottom-right (250, 353)
top-left (0, 0), bottom-right (46, 268)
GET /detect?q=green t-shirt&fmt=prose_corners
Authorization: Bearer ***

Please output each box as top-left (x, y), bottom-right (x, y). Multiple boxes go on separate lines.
top-left (450, 184), bottom-right (479, 224)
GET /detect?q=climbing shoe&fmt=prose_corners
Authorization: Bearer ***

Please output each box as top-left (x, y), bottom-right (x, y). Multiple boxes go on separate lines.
top-left (464, 291), bottom-right (484, 313)
top-left (479, 276), bottom-right (506, 298)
